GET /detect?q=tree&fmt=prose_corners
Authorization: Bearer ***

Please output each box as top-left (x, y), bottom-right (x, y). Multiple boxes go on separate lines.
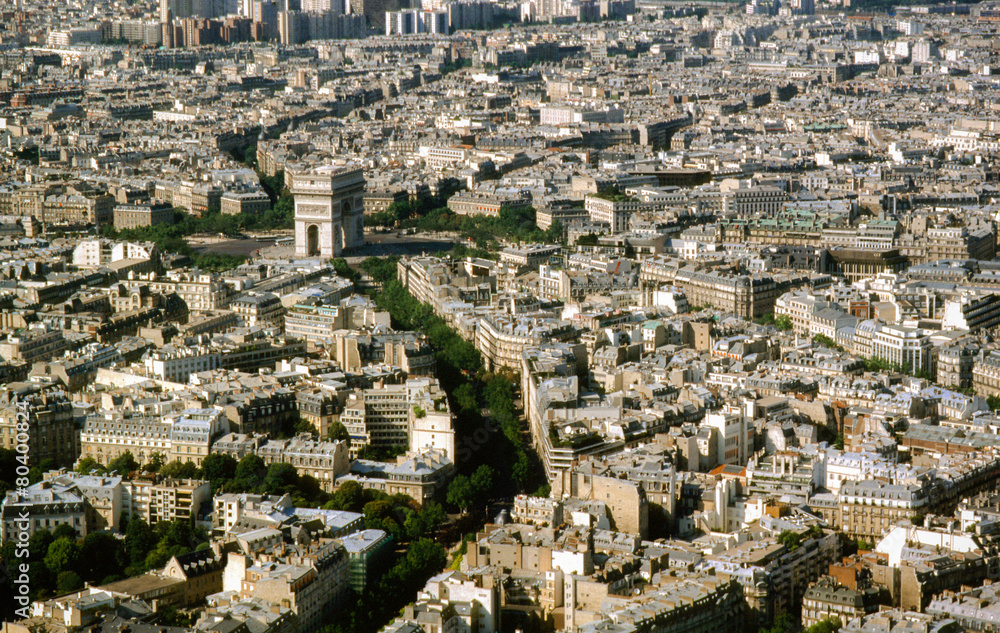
top-left (295, 474), bottom-right (323, 504)
top-left (0, 448), bottom-right (18, 495)
top-left (470, 465), bottom-right (495, 509)
top-left (364, 498), bottom-right (404, 540)
top-left (107, 451), bottom-right (138, 476)
top-left (812, 333), bottom-right (838, 348)
top-left (52, 523), bottom-right (77, 540)
top-left (359, 256), bottom-right (400, 285)
top-left (126, 518), bottom-right (155, 566)
top-left (258, 170), bottom-right (286, 202)
top-left (367, 208), bottom-right (398, 227)
top-left (511, 451), bottom-right (531, 491)
top-left (160, 460), bottom-right (200, 479)
top-left (447, 475), bottom-right (475, 514)
top-left (243, 146), bottom-right (257, 168)
top-left (163, 518), bottom-right (195, 550)
top-left (544, 219), bottom-right (564, 244)
top-left (56, 570), bottom-right (84, 594)
top-left (145, 545), bottom-right (175, 570)
top-left (81, 531), bottom-right (125, 582)
top-left (804, 619), bottom-right (843, 633)
top-left (327, 480), bottom-right (365, 513)
top-left (764, 613), bottom-right (794, 633)
top-left (774, 315), bottom-right (793, 331)
top-left (293, 418), bottom-right (317, 436)
top-left (262, 463), bottom-right (299, 494)
top-left (268, 191), bottom-right (295, 228)
top-left (201, 453), bottom-right (237, 488)
top-left (404, 501), bottom-right (447, 540)
top-left (328, 421), bottom-right (351, 445)
top-left (77, 457), bottom-right (103, 475)
top-left (330, 258), bottom-right (360, 284)
top-left (14, 146), bottom-right (39, 166)
top-left (452, 383), bottom-right (478, 416)
top-left (402, 538), bottom-right (447, 582)
top-left (776, 530), bottom-right (803, 551)
top-left (233, 454), bottom-right (267, 492)
top-left (989, 395), bottom-right (1000, 412)
top-left (143, 452), bottom-right (166, 473)
top-left (45, 537), bottom-right (82, 575)
top-left (27, 465), bottom-right (43, 485)
top-left (29, 529), bottom-right (54, 560)
top-left (159, 606), bottom-right (196, 628)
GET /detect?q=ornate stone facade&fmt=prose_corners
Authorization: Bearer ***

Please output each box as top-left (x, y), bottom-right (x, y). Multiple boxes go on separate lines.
top-left (291, 166), bottom-right (365, 258)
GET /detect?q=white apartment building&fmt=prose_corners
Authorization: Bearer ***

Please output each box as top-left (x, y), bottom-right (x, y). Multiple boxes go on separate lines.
top-left (73, 239), bottom-right (159, 268)
top-left (539, 104), bottom-right (624, 126)
top-left (126, 271), bottom-right (235, 312)
top-left (417, 571), bottom-right (500, 633)
top-left (775, 292), bottom-right (837, 336)
top-left (418, 145), bottom-right (469, 170)
top-left (385, 8), bottom-right (449, 35)
top-left (705, 408), bottom-right (753, 468)
top-left (824, 450), bottom-right (928, 493)
top-left (144, 345), bottom-right (222, 383)
top-left (870, 324), bottom-right (932, 374)
top-left (931, 128), bottom-right (1000, 154)
top-left (0, 324), bottom-right (69, 364)
top-left (231, 292), bottom-right (285, 330)
top-left (942, 293), bottom-right (1000, 332)
top-left (72, 239), bottom-right (112, 267)
top-left (584, 195), bottom-right (642, 233)
top-left (720, 185), bottom-right (788, 215)
top-left (284, 304), bottom-right (346, 342)
top-left (854, 49), bottom-right (883, 65)
top-left (47, 28), bottom-right (102, 46)
top-left (341, 377), bottom-right (455, 459)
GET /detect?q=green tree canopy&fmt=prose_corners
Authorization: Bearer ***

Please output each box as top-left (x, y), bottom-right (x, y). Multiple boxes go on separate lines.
top-left (77, 457), bottom-right (103, 475)
top-left (81, 531), bottom-right (126, 583)
top-left (52, 523), bottom-right (78, 540)
top-left (107, 451), bottom-right (138, 476)
top-left (56, 570), bottom-right (84, 594)
top-left (201, 453), bottom-right (238, 486)
top-left (126, 518), bottom-right (155, 566)
top-left (234, 454), bottom-right (267, 492)
top-left (470, 465), bottom-right (495, 507)
top-left (45, 537), bottom-right (82, 575)
top-left (359, 256), bottom-right (400, 285)
top-left (160, 460), bottom-right (200, 479)
top-left (327, 480), bottom-right (365, 513)
top-left (29, 529), bottom-right (54, 561)
top-left (804, 618), bottom-right (843, 633)
top-left (262, 463), bottom-right (299, 495)
top-left (447, 475), bottom-right (475, 513)
top-left (142, 452), bottom-right (166, 473)
top-left (328, 421), bottom-right (351, 445)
